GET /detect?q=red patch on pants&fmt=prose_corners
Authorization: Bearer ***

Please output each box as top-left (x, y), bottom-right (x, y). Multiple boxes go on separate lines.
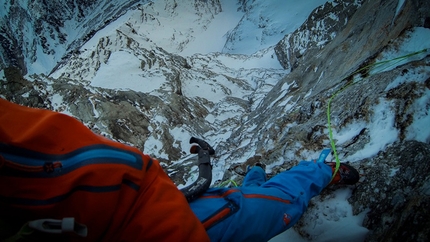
top-left (283, 213), bottom-right (292, 226)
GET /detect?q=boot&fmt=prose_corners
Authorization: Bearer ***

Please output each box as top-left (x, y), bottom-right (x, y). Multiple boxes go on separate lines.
top-left (326, 162), bottom-right (359, 185)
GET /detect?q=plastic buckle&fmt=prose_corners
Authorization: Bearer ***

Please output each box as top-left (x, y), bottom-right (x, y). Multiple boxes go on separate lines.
top-left (28, 217), bottom-right (87, 237)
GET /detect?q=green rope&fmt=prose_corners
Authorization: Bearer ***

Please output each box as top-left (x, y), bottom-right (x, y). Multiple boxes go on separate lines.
top-left (218, 179), bottom-right (238, 187)
top-left (326, 48), bottom-right (427, 181)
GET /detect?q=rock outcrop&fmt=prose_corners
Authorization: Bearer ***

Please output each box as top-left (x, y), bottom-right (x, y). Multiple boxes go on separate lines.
top-left (275, 0), bottom-right (364, 71)
top-left (351, 140), bottom-right (430, 242)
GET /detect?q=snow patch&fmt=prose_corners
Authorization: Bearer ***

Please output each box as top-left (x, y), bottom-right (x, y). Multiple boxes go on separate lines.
top-left (406, 88), bottom-right (430, 143)
top-left (51, 93), bottom-right (63, 109)
top-left (0, 69), bottom-right (5, 80)
top-left (181, 0), bottom-right (243, 56)
top-left (371, 27), bottom-right (430, 74)
top-left (144, 134), bottom-right (168, 159)
top-left (333, 121), bottom-right (367, 145)
top-left (169, 126), bottom-right (189, 150)
top-left (271, 188), bottom-right (369, 242)
top-left (177, 165), bottom-right (199, 189)
top-left (347, 98), bottom-right (398, 161)
top-left (394, 0), bottom-right (406, 21)
top-left (384, 65), bottom-right (430, 91)
top-left (89, 98), bottom-right (100, 118)
top-left (81, 10), bottom-right (136, 50)
top-left (223, 0), bottom-right (332, 54)
top-left (91, 51), bottom-right (168, 92)
top-left (389, 167), bottom-right (400, 177)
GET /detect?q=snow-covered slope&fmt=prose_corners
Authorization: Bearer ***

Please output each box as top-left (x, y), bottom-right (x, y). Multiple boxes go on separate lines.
top-left (0, 0), bottom-right (146, 75)
top-left (221, 0), bottom-right (330, 54)
top-left (1, 0), bottom-right (430, 241)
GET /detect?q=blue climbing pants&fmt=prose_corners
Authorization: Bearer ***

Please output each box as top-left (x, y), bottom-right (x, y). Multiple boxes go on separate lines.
top-left (189, 161), bottom-right (333, 242)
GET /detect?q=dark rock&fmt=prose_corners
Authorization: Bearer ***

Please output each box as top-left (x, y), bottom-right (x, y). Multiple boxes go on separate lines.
top-left (350, 141), bottom-right (430, 242)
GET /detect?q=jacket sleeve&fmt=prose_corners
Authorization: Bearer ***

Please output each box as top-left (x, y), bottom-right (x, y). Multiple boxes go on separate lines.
top-left (0, 98), bottom-right (209, 242)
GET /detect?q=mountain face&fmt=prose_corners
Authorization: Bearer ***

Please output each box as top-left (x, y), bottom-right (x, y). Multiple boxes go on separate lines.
top-left (275, 0), bottom-right (364, 71)
top-left (1, 0), bottom-right (430, 241)
top-left (0, 0), bottom-right (146, 75)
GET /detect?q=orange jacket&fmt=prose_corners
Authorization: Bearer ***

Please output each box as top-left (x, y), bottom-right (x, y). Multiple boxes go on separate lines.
top-left (0, 98), bottom-right (209, 241)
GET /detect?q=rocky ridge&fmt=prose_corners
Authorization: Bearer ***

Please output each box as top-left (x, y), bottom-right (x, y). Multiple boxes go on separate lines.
top-left (0, 0), bottom-right (146, 75)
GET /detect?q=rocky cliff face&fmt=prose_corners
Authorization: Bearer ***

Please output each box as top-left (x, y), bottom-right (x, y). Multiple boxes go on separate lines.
top-left (350, 140), bottom-right (430, 242)
top-left (1, 0), bottom-right (430, 241)
top-left (0, 0), bottom-right (145, 75)
top-left (275, 0), bottom-right (364, 71)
